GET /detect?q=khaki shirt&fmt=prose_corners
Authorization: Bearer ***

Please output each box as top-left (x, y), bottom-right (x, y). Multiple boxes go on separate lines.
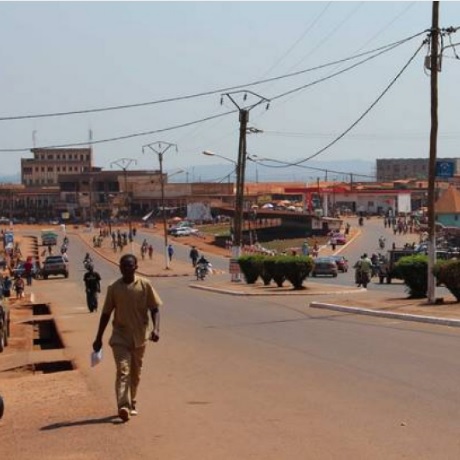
top-left (103, 275), bottom-right (162, 348)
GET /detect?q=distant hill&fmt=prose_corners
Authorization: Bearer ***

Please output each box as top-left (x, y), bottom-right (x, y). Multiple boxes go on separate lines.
top-left (179, 159), bottom-right (375, 183)
top-left (0, 173), bottom-right (20, 184)
top-left (0, 160), bottom-right (374, 186)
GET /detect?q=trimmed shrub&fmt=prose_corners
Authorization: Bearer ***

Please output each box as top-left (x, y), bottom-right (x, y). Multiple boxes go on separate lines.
top-left (272, 256), bottom-right (313, 290)
top-left (434, 259), bottom-right (460, 301)
top-left (237, 255), bottom-right (263, 284)
top-left (263, 256), bottom-right (285, 287)
top-left (396, 254), bottom-right (428, 298)
top-left (260, 258), bottom-right (273, 286)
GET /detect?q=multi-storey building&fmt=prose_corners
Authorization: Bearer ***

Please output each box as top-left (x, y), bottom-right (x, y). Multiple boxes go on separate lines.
top-left (21, 147), bottom-right (93, 186)
top-left (376, 157), bottom-right (460, 181)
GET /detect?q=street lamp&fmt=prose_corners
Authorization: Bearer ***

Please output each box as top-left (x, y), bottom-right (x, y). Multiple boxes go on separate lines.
top-left (143, 141), bottom-right (178, 270)
top-left (110, 158), bottom-right (137, 247)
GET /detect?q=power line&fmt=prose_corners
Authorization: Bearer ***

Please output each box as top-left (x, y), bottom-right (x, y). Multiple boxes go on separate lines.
top-left (0, 110), bottom-right (236, 152)
top-left (258, 2), bottom-right (332, 79)
top-left (261, 130), bottom-right (460, 140)
top-left (272, 40), bottom-right (427, 167)
top-left (286, 2), bottom-right (364, 73)
top-left (250, 157), bottom-right (376, 180)
top-left (0, 31), bottom-right (426, 122)
top-left (269, 38), bottom-right (421, 102)
top-left (0, 34), bottom-right (422, 152)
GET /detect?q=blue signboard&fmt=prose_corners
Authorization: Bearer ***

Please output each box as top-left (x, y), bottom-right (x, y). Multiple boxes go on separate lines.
top-left (436, 160), bottom-right (455, 178)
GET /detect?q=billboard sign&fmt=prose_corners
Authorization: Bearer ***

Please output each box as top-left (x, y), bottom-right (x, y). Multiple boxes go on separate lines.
top-left (436, 160), bottom-right (455, 178)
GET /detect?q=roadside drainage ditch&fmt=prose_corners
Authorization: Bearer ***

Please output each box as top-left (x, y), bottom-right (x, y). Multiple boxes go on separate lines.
top-left (0, 303), bottom-right (75, 375)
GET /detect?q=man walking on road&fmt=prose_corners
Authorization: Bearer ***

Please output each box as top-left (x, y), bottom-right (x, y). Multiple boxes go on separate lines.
top-left (92, 254), bottom-right (162, 422)
top-left (83, 265), bottom-right (102, 313)
top-left (189, 246), bottom-right (199, 267)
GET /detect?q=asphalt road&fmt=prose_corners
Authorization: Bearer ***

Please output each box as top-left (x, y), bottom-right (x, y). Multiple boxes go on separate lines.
top-left (6, 223), bottom-right (460, 459)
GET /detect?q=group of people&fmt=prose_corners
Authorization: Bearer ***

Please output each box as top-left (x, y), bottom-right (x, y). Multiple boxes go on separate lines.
top-left (1, 273), bottom-right (25, 299)
top-left (140, 239), bottom-right (154, 260)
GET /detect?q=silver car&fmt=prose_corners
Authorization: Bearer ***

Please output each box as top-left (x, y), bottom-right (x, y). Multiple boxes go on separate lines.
top-left (311, 257), bottom-right (338, 277)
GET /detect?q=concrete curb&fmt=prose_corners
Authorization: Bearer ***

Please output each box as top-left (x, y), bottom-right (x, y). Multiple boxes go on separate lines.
top-left (310, 302), bottom-right (460, 328)
top-left (190, 284), bottom-right (366, 296)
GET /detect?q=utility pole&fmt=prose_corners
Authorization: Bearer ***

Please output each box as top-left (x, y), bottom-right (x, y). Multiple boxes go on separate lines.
top-left (143, 141), bottom-right (178, 270)
top-left (221, 91), bottom-right (269, 281)
top-left (427, 1), bottom-right (440, 304)
top-left (110, 158), bottom-right (137, 251)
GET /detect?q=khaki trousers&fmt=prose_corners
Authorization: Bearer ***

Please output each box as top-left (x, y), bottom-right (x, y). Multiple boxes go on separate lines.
top-left (111, 343), bottom-right (146, 410)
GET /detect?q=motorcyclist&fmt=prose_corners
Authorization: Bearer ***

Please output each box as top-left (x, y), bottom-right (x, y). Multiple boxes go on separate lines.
top-left (354, 253), bottom-right (372, 288)
top-left (83, 253), bottom-right (93, 270)
top-left (195, 255), bottom-right (211, 280)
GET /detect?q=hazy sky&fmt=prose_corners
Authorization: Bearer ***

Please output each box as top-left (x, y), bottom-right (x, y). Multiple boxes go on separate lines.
top-left (1, 1), bottom-right (459, 181)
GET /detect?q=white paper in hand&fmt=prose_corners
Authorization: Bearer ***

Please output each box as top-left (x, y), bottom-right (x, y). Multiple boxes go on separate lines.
top-left (91, 349), bottom-right (103, 367)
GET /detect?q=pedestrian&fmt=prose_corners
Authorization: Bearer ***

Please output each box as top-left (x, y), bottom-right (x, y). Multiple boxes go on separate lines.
top-left (189, 246), bottom-right (199, 267)
top-left (167, 244), bottom-right (174, 262)
top-left (2, 276), bottom-right (11, 298)
top-left (24, 257), bottom-right (33, 286)
top-left (83, 265), bottom-right (102, 313)
top-left (92, 254), bottom-right (162, 422)
top-left (330, 234), bottom-right (337, 251)
top-left (148, 245), bottom-right (153, 260)
top-left (14, 275), bottom-right (25, 299)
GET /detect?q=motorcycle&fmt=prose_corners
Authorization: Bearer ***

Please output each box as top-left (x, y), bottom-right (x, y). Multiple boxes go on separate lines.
top-left (83, 258), bottom-right (93, 271)
top-left (196, 261), bottom-right (212, 280)
top-left (358, 271), bottom-right (370, 288)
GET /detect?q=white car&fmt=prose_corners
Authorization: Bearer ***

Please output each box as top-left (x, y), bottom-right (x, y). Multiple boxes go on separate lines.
top-left (170, 227), bottom-right (197, 237)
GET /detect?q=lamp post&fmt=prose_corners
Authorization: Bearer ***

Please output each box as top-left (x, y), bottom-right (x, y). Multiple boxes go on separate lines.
top-left (143, 141), bottom-right (178, 270)
top-left (110, 158), bottom-right (137, 249)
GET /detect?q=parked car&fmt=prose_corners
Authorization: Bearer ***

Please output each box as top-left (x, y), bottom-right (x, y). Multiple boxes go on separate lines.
top-left (12, 260), bottom-right (41, 279)
top-left (331, 255), bottom-right (349, 272)
top-left (0, 300), bottom-right (10, 353)
top-left (311, 257), bottom-right (338, 277)
top-left (168, 221), bottom-right (194, 235)
top-left (170, 227), bottom-right (198, 237)
top-left (334, 233), bottom-right (347, 245)
top-left (42, 255), bottom-right (69, 279)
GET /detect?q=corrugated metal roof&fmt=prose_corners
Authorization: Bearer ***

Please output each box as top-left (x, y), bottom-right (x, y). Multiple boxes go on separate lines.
top-left (435, 186), bottom-right (460, 213)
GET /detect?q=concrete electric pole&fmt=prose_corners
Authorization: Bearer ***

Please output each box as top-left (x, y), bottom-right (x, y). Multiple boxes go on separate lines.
top-left (427, 1), bottom-right (440, 304)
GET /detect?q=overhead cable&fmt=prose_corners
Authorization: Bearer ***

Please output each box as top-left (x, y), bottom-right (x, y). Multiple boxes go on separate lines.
top-left (0, 110), bottom-right (236, 152)
top-left (0, 31), bottom-right (426, 122)
top-left (269, 40), bottom-right (427, 167)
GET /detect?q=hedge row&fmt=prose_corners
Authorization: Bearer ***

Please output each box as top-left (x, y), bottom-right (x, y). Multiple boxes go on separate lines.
top-left (237, 255), bottom-right (314, 290)
top-left (396, 255), bottom-right (460, 300)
